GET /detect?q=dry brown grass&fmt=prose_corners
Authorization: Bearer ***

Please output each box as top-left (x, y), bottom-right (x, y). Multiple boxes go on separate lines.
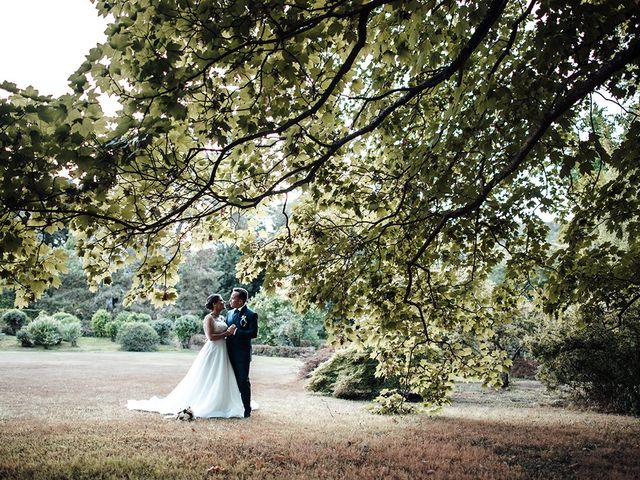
top-left (1, 350), bottom-right (639, 479)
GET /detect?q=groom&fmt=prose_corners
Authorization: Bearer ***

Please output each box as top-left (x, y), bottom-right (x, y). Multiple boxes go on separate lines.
top-left (226, 287), bottom-right (258, 417)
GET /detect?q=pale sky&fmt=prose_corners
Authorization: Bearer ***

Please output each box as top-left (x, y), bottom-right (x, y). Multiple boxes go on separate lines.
top-left (0, 0), bottom-right (108, 96)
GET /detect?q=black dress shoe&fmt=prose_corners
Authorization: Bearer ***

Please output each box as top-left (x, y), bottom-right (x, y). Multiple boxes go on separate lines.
top-left (244, 411), bottom-right (251, 418)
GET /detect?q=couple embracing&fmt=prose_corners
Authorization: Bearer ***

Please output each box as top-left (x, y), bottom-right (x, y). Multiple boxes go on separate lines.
top-left (127, 287), bottom-right (258, 419)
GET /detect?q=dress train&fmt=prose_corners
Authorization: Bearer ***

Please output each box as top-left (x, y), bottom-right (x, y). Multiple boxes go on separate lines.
top-left (127, 338), bottom-right (244, 418)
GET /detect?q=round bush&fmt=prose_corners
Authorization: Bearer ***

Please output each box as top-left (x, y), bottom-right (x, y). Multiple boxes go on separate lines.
top-left (60, 321), bottom-right (82, 346)
top-left (52, 312), bottom-right (81, 325)
top-left (151, 318), bottom-right (174, 344)
top-left (91, 309), bottom-right (112, 337)
top-left (23, 316), bottom-right (62, 349)
top-left (105, 321), bottom-right (121, 341)
top-left (16, 329), bottom-right (33, 347)
top-left (114, 311), bottom-right (134, 323)
top-left (129, 312), bottom-right (152, 323)
top-left (2, 309), bottom-right (28, 335)
top-left (116, 322), bottom-right (159, 352)
top-left (105, 311), bottom-right (138, 341)
top-left (173, 314), bottom-right (201, 348)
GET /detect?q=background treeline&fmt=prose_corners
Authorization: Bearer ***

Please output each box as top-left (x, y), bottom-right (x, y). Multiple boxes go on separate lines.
top-left (0, 237), bottom-right (262, 328)
top-left (0, 236), bottom-right (327, 352)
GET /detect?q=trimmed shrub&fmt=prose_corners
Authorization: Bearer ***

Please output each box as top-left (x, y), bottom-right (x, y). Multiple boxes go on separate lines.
top-left (52, 312), bottom-right (81, 325)
top-left (333, 369), bottom-right (374, 399)
top-left (2, 309), bottom-right (28, 335)
top-left (251, 344), bottom-right (316, 358)
top-left (104, 311), bottom-right (143, 342)
top-left (116, 322), bottom-right (159, 352)
top-left (0, 308), bottom-right (40, 321)
top-left (55, 312), bottom-right (92, 337)
top-left (105, 321), bottom-right (121, 341)
top-left (114, 311), bottom-right (134, 323)
top-left (129, 312), bottom-right (152, 323)
top-left (151, 318), bottom-right (174, 344)
top-left (22, 316), bottom-right (62, 349)
top-left (16, 329), bottom-right (33, 347)
top-left (60, 321), bottom-right (82, 346)
top-left (174, 314), bottom-right (201, 348)
top-left (307, 348), bottom-right (385, 400)
top-left (91, 309), bottom-right (112, 338)
top-left (186, 339), bottom-right (319, 356)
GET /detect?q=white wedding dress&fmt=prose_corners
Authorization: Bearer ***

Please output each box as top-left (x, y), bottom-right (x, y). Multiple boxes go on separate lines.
top-left (127, 317), bottom-right (244, 418)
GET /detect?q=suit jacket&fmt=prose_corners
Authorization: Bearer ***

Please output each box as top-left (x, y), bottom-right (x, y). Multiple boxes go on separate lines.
top-left (226, 305), bottom-right (258, 362)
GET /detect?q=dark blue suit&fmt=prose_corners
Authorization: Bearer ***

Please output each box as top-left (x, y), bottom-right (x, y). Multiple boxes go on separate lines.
top-left (226, 305), bottom-right (258, 416)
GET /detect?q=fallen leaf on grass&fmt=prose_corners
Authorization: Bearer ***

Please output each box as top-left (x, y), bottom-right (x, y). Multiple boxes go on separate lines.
top-left (206, 465), bottom-right (227, 475)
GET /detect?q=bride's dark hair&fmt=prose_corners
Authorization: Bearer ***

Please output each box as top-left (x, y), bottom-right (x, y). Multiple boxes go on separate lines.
top-left (205, 294), bottom-right (223, 310)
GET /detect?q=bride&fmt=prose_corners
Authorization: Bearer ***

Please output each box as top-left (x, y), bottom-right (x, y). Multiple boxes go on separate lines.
top-left (127, 294), bottom-right (245, 418)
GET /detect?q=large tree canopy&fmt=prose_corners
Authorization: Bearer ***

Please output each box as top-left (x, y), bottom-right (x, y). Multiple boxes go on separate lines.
top-left (1, 0), bottom-right (638, 406)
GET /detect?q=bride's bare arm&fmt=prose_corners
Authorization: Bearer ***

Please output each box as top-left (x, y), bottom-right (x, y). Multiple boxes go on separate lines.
top-left (203, 315), bottom-right (234, 341)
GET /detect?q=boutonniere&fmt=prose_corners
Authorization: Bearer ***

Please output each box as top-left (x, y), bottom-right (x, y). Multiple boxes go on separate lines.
top-left (240, 315), bottom-right (248, 327)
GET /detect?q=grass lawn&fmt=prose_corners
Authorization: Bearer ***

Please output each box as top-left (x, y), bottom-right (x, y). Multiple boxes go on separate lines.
top-left (0, 348), bottom-right (639, 479)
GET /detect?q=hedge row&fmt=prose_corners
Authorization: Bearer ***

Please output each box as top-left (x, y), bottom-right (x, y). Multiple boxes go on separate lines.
top-left (188, 334), bottom-right (317, 358)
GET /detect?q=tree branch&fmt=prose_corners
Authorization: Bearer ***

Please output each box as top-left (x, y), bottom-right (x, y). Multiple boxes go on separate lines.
top-left (404, 36), bottom-right (640, 301)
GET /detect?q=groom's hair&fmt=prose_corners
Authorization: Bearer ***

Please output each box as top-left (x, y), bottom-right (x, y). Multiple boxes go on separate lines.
top-left (233, 287), bottom-right (248, 303)
top-left (205, 294), bottom-right (223, 310)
